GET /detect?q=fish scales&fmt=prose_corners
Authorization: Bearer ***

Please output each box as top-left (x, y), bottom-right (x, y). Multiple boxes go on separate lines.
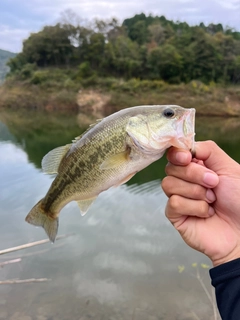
top-left (43, 120), bottom-right (128, 212)
top-left (25, 105), bottom-right (196, 242)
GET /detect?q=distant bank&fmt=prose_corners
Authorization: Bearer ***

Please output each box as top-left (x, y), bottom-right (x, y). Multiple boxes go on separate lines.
top-left (0, 76), bottom-right (240, 117)
top-left (1, 14), bottom-right (240, 116)
top-left (0, 49), bottom-right (16, 83)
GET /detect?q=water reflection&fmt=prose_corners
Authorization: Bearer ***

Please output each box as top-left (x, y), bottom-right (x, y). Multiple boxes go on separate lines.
top-left (0, 109), bottom-right (239, 184)
top-left (0, 140), bottom-right (218, 319)
top-left (1, 109), bottom-right (238, 319)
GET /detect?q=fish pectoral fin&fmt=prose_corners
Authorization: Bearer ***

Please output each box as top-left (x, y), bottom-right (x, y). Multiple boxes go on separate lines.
top-left (114, 172), bottom-right (137, 187)
top-left (100, 150), bottom-right (130, 170)
top-left (77, 198), bottom-right (96, 216)
top-left (42, 144), bottom-right (71, 174)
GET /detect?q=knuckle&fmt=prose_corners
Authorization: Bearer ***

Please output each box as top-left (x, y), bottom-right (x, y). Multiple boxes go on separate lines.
top-left (184, 162), bottom-right (203, 182)
top-left (161, 177), bottom-right (170, 192)
top-left (165, 164), bottom-right (171, 175)
top-left (199, 201), bottom-right (209, 216)
top-left (206, 140), bottom-right (217, 149)
top-left (165, 201), bottom-right (176, 223)
top-left (184, 162), bottom-right (196, 179)
top-left (168, 195), bottom-right (181, 212)
top-left (191, 184), bottom-right (204, 199)
top-left (165, 203), bottom-right (170, 218)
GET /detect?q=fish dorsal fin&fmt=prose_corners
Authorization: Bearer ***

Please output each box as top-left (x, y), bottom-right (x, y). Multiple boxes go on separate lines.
top-left (41, 144), bottom-right (71, 174)
top-left (72, 119), bottom-right (103, 143)
top-left (100, 149), bottom-right (130, 170)
top-left (72, 135), bottom-right (84, 143)
top-left (77, 197), bottom-right (96, 216)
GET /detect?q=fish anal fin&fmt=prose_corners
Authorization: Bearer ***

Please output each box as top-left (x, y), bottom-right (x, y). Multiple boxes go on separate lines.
top-left (114, 172), bottom-right (137, 187)
top-left (25, 199), bottom-right (58, 243)
top-left (41, 144), bottom-right (71, 174)
top-left (100, 149), bottom-right (130, 170)
top-left (77, 198), bottom-right (96, 216)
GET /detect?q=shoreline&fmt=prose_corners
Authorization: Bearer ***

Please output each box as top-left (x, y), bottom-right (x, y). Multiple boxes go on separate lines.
top-left (0, 80), bottom-right (240, 117)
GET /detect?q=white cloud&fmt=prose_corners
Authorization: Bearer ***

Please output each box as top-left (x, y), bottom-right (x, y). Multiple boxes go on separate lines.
top-left (94, 252), bottom-right (153, 275)
top-left (218, 0), bottom-right (239, 9)
top-left (0, 24), bottom-right (31, 52)
top-left (0, 0), bottom-right (240, 52)
top-left (0, 142), bottom-right (28, 164)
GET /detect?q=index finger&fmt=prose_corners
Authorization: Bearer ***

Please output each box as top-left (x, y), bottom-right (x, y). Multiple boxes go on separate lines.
top-left (194, 141), bottom-right (238, 173)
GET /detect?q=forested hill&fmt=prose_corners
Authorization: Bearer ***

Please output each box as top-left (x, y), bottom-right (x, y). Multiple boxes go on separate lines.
top-left (0, 49), bottom-right (16, 82)
top-left (6, 13), bottom-right (240, 84)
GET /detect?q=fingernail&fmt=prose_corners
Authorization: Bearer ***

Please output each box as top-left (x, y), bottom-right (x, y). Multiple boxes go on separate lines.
top-left (206, 189), bottom-right (216, 202)
top-left (203, 172), bottom-right (219, 187)
top-left (175, 152), bottom-right (189, 164)
top-left (208, 206), bottom-right (215, 216)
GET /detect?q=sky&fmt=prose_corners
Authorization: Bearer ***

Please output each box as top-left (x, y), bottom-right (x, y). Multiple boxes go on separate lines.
top-left (0, 0), bottom-right (240, 53)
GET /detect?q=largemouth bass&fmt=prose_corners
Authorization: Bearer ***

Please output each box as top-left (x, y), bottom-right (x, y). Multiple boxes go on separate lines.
top-left (25, 105), bottom-right (195, 242)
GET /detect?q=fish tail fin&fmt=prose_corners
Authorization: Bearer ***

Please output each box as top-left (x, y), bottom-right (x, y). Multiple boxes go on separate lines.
top-left (25, 199), bottom-right (59, 243)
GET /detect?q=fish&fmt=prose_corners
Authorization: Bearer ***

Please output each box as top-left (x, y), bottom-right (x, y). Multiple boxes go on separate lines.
top-left (25, 105), bottom-right (195, 242)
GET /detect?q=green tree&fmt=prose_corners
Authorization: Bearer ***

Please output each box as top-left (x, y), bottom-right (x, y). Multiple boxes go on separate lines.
top-left (111, 36), bottom-right (142, 78)
top-left (128, 20), bottom-right (149, 45)
top-left (7, 52), bottom-right (26, 74)
top-left (147, 44), bottom-right (182, 82)
top-left (21, 24), bottom-right (74, 67)
top-left (148, 22), bottom-right (165, 45)
top-left (232, 56), bottom-right (240, 82)
top-left (5, 12), bottom-right (240, 85)
top-left (188, 29), bottom-right (221, 82)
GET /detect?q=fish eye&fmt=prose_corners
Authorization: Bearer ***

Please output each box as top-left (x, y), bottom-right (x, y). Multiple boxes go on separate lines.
top-left (163, 108), bottom-right (175, 118)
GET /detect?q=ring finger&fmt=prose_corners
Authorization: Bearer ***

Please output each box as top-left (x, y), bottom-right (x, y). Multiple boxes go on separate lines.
top-left (161, 176), bottom-right (216, 203)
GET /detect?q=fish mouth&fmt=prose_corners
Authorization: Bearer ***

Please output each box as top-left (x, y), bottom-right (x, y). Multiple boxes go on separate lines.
top-left (176, 108), bottom-right (196, 152)
top-left (184, 108), bottom-right (196, 153)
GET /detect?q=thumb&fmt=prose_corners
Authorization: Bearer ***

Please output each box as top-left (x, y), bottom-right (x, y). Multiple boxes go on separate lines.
top-left (194, 141), bottom-right (238, 174)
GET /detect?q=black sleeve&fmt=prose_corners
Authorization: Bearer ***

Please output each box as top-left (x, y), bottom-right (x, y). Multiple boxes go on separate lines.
top-left (209, 258), bottom-right (240, 320)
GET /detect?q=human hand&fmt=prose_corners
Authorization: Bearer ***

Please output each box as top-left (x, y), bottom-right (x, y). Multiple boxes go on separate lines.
top-left (162, 141), bottom-right (240, 266)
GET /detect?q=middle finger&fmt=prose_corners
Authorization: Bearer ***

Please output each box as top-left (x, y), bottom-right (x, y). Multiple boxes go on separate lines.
top-left (165, 162), bottom-right (219, 188)
top-left (161, 176), bottom-right (216, 203)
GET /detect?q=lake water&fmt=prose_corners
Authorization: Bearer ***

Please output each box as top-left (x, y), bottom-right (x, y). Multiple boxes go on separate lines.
top-left (0, 109), bottom-right (239, 320)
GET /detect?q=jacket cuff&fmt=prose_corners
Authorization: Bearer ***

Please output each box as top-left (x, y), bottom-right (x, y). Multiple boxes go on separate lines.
top-left (210, 258), bottom-right (240, 287)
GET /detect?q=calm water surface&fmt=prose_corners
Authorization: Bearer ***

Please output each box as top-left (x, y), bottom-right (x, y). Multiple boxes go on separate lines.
top-left (0, 109), bottom-right (239, 320)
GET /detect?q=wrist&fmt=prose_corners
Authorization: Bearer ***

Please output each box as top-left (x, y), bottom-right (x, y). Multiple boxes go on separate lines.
top-left (212, 249), bottom-right (240, 267)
